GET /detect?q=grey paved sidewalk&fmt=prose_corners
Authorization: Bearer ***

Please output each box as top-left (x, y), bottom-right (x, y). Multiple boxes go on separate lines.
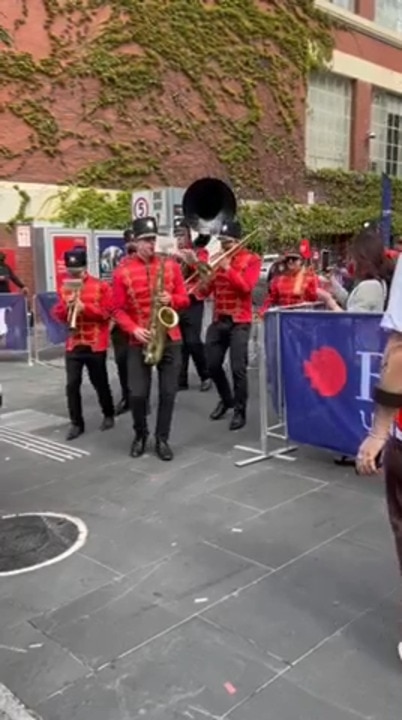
top-left (0, 360), bottom-right (400, 720)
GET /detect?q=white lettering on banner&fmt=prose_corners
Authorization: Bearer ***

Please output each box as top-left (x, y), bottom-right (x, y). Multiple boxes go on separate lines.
top-left (0, 307), bottom-right (10, 337)
top-left (355, 351), bottom-right (383, 402)
top-left (359, 409), bottom-right (374, 432)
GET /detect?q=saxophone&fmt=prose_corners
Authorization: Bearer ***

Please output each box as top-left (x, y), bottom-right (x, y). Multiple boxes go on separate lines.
top-left (143, 255), bottom-right (179, 366)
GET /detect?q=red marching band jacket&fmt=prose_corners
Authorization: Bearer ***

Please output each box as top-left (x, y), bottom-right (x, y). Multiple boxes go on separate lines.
top-left (260, 270), bottom-right (318, 314)
top-left (197, 249), bottom-right (261, 323)
top-left (52, 272), bottom-right (112, 352)
top-left (112, 255), bottom-right (189, 343)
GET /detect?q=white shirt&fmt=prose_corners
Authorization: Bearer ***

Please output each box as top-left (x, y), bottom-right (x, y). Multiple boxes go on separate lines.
top-left (381, 255), bottom-right (402, 333)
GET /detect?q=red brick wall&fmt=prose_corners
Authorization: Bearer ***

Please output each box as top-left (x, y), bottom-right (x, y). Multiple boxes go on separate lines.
top-left (0, 225), bottom-right (34, 296)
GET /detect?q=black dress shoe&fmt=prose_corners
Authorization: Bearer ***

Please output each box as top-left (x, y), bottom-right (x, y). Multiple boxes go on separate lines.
top-left (155, 439), bottom-right (173, 461)
top-left (100, 416), bottom-right (114, 431)
top-left (115, 399), bottom-right (129, 416)
top-left (66, 424), bottom-right (84, 441)
top-left (130, 435), bottom-right (148, 458)
top-left (200, 379), bottom-right (211, 392)
top-left (210, 400), bottom-right (233, 420)
top-left (229, 411), bottom-right (246, 431)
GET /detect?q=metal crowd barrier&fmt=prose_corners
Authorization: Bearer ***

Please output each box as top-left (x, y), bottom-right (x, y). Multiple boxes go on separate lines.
top-left (234, 302), bottom-right (325, 467)
top-left (0, 292), bottom-right (33, 365)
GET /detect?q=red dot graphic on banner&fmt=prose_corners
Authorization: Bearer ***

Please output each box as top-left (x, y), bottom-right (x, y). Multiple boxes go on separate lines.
top-left (303, 346), bottom-right (347, 398)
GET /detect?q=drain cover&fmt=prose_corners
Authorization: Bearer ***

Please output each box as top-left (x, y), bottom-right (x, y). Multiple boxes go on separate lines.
top-left (0, 512), bottom-right (87, 576)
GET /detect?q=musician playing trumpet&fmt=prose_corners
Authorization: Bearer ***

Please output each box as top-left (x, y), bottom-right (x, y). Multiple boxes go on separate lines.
top-left (173, 217), bottom-right (211, 392)
top-left (196, 220), bottom-right (261, 431)
top-left (112, 217), bottom-right (189, 461)
top-left (52, 247), bottom-right (115, 441)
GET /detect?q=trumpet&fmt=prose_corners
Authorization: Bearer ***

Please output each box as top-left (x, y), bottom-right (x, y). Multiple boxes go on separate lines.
top-left (63, 278), bottom-right (83, 331)
top-left (184, 228), bottom-right (260, 287)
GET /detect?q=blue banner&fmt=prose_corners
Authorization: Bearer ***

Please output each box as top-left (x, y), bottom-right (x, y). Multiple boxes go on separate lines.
top-left (264, 311), bottom-right (281, 414)
top-left (98, 236), bottom-right (125, 280)
top-left (381, 172), bottom-right (392, 248)
top-left (0, 293), bottom-right (28, 351)
top-left (36, 292), bottom-right (69, 345)
top-left (280, 311), bottom-right (387, 456)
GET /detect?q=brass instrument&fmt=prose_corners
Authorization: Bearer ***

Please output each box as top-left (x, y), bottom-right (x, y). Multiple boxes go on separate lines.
top-left (182, 177), bottom-right (237, 236)
top-left (184, 228), bottom-right (260, 288)
top-left (63, 278), bottom-right (83, 331)
top-left (143, 255), bottom-right (179, 366)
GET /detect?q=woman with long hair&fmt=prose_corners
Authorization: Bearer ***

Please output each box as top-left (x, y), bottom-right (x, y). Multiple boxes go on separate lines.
top-left (327, 226), bottom-right (394, 313)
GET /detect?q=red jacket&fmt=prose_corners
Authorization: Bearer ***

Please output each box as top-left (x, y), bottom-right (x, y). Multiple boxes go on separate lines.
top-left (52, 272), bottom-right (112, 352)
top-left (112, 254), bottom-right (189, 343)
top-left (198, 249), bottom-right (261, 323)
top-left (184, 247), bottom-right (209, 296)
top-left (260, 269), bottom-right (318, 314)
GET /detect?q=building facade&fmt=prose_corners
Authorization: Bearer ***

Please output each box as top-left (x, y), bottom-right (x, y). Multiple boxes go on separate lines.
top-left (307, 0), bottom-right (402, 177)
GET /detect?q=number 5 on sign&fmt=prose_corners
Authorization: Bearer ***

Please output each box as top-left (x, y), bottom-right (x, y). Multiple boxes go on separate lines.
top-left (133, 195), bottom-right (150, 219)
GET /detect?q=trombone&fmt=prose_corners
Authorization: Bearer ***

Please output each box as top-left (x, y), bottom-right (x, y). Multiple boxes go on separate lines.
top-left (184, 228), bottom-right (260, 288)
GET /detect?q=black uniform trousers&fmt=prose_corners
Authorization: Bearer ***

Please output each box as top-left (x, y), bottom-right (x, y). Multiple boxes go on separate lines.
top-left (65, 347), bottom-right (114, 428)
top-left (111, 326), bottom-right (129, 402)
top-left (205, 316), bottom-right (251, 412)
top-left (178, 297), bottom-right (209, 386)
top-left (127, 340), bottom-right (181, 441)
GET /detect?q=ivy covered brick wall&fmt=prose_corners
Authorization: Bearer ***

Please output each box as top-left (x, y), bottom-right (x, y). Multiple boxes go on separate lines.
top-left (0, 0), bottom-right (333, 197)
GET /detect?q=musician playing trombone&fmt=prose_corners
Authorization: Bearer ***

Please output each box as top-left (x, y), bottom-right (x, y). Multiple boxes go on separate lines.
top-left (52, 247), bottom-right (115, 441)
top-left (112, 217), bottom-right (189, 461)
top-left (196, 219), bottom-right (261, 431)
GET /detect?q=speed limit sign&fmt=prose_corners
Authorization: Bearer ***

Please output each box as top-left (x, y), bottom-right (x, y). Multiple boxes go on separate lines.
top-left (133, 196), bottom-right (149, 218)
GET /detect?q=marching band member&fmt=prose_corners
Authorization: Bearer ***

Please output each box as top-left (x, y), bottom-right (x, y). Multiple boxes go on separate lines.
top-left (112, 216), bottom-right (189, 461)
top-left (260, 249), bottom-right (319, 311)
top-left (111, 229), bottom-right (136, 415)
top-left (174, 217), bottom-right (211, 392)
top-left (52, 247), bottom-right (115, 441)
top-left (197, 219), bottom-right (261, 431)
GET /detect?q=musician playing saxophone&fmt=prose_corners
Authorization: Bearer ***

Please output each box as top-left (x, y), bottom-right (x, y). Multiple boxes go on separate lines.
top-left (112, 217), bottom-right (189, 461)
top-left (52, 247), bottom-right (115, 441)
top-left (196, 220), bottom-right (261, 431)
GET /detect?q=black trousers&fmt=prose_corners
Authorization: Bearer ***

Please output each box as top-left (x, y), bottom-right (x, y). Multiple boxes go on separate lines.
top-left (178, 297), bottom-right (208, 385)
top-left (111, 327), bottom-right (129, 402)
top-left (65, 348), bottom-right (114, 428)
top-left (127, 341), bottom-right (181, 441)
top-left (205, 317), bottom-right (251, 412)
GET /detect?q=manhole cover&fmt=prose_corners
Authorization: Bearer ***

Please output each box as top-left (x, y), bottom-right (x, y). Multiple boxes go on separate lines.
top-left (0, 512), bottom-right (88, 577)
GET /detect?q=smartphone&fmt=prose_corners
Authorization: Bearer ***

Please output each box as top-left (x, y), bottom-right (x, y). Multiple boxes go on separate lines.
top-left (355, 449), bottom-right (383, 474)
top-left (321, 249), bottom-right (330, 273)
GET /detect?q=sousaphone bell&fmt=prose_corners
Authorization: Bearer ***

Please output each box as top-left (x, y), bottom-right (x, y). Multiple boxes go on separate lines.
top-left (182, 177), bottom-right (237, 237)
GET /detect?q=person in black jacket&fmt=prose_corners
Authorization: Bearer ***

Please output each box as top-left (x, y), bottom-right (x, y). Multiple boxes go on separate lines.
top-left (0, 252), bottom-right (27, 295)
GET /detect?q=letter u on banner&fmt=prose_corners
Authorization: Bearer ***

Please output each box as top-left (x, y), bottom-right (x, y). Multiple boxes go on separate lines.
top-left (0, 294), bottom-right (28, 351)
top-left (280, 311), bottom-right (387, 457)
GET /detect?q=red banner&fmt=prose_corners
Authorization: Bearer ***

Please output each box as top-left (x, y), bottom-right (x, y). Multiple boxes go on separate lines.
top-left (53, 235), bottom-right (87, 293)
top-left (0, 248), bottom-right (18, 290)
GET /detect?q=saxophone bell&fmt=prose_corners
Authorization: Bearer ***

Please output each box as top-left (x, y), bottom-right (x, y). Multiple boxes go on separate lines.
top-left (157, 306), bottom-right (179, 330)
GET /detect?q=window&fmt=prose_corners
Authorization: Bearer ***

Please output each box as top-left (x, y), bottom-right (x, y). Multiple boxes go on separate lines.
top-left (375, 0), bottom-right (402, 32)
top-left (328, 0), bottom-right (355, 10)
top-left (370, 91), bottom-right (402, 178)
top-left (305, 73), bottom-right (352, 170)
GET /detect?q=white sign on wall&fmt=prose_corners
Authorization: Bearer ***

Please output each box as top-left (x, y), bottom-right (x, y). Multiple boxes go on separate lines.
top-left (132, 192), bottom-right (151, 219)
top-left (16, 224), bottom-right (32, 247)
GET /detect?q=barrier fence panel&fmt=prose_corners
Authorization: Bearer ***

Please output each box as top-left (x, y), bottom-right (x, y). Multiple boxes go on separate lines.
top-left (33, 293), bottom-right (68, 367)
top-left (280, 311), bottom-right (386, 457)
top-left (0, 293), bottom-right (32, 364)
top-left (234, 302), bottom-right (324, 468)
